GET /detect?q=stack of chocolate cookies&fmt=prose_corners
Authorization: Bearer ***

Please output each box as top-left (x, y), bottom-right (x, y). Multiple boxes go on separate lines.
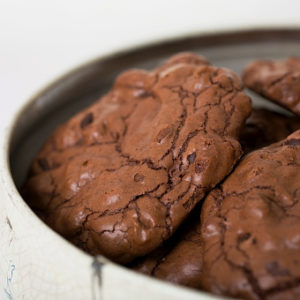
top-left (23, 54), bottom-right (300, 300)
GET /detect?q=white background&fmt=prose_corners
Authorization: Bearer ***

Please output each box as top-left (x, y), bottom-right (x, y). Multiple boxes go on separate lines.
top-left (1, 0), bottom-right (300, 126)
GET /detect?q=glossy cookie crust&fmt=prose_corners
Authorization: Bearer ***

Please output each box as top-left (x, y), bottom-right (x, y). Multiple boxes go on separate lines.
top-left (201, 130), bottom-right (300, 300)
top-left (23, 53), bottom-right (251, 263)
top-left (243, 57), bottom-right (300, 115)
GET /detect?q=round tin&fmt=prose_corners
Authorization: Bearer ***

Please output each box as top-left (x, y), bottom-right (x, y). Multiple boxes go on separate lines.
top-left (2, 28), bottom-right (300, 299)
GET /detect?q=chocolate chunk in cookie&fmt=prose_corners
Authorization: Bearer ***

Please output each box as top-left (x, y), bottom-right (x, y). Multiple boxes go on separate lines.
top-left (201, 130), bottom-right (300, 300)
top-left (243, 57), bottom-right (300, 115)
top-left (23, 53), bottom-right (251, 263)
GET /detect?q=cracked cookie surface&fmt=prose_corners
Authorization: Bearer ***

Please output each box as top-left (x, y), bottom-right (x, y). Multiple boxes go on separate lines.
top-left (240, 108), bottom-right (300, 154)
top-left (130, 206), bottom-right (203, 289)
top-left (200, 130), bottom-right (300, 300)
top-left (23, 53), bottom-right (251, 263)
top-left (243, 57), bottom-right (300, 115)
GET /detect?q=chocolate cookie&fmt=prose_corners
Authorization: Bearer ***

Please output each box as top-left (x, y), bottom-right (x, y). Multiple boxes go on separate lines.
top-left (23, 53), bottom-right (251, 263)
top-left (240, 108), bottom-right (300, 153)
top-left (131, 207), bottom-right (203, 289)
top-left (200, 130), bottom-right (300, 299)
top-left (243, 57), bottom-right (300, 115)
